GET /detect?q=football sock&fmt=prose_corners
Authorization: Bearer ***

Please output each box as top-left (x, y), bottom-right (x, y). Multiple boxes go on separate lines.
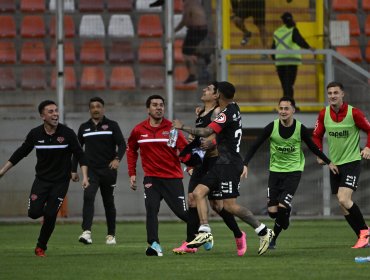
top-left (255, 223), bottom-right (268, 236)
top-left (347, 203), bottom-right (368, 235)
top-left (218, 208), bottom-right (242, 238)
top-left (198, 224), bottom-right (211, 233)
top-left (187, 207), bottom-right (200, 242)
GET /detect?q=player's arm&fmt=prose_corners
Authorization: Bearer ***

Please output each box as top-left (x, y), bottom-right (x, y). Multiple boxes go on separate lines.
top-left (353, 108), bottom-right (370, 159)
top-left (110, 122), bottom-right (126, 169)
top-left (126, 128), bottom-right (139, 190)
top-left (312, 109), bottom-right (326, 164)
top-left (173, 119), bottom-right (214, 138)
top-left (0, 161), bottom-right (13, 178)
top-left (69, 129), bottom-right (89, 188)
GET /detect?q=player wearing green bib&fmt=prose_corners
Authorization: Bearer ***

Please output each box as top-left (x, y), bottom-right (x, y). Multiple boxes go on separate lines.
top-left (313, 81), bottom-right (370, 249)
top-left (243, 96), bottom-right (338, 248)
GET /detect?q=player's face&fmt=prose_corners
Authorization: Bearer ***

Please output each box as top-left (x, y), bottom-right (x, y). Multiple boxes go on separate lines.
top-left (278, 101), bottom-right (295, 121)
top-left (201, 84), bottom-right (218, 102)
top-left (147, 99), bottom-right (164, 121)
top-left (89, 101), bottom-right (105, 121)
top-left (327, 86), bottom-right (344, 107)
top-left (41, 104), bottom-right (59, 127)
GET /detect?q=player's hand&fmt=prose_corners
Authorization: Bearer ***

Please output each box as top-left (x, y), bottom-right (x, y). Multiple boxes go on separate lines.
top-left (328, 162), bottom-right (339, 175)
top-left (195, 106), bottom-right (202, 115)
top-left (71, 172), bottom-right (79, 182)
top-left (130, 175), bottom-right (137, 191)
top-left (316, 157), bottom-right (325, 165)
top-left (360, 147), bottom-right (370, 160)
top-left (172, 119), bottom-right (183, 130)
top-left (81, 177), bottom-right (89, 189)
top-left (109, 159), bottom-right (120, 169)
top-left (241, 165), bottom-right (248, 179)
top-left (200, 137), bottom-right (215, 150)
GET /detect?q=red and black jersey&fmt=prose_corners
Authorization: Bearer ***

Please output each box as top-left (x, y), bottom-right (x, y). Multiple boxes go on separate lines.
top-left (312, 103), bottom-right (370, 150)
top-left (9, 123), bottom-right (87, 182)
top-left (127, 118), bottom-right (188, 178)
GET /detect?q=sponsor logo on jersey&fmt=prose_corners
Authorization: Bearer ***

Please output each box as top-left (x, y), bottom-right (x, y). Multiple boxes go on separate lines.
top-left (37, 140), bottom-right (45, 143)
top-left (31, 194), bottom-right (38, 201)
top-left (328, 130), bottom-right (349, 138)
top-left (277, 145), bottom-right (296, 153)
top-left (162, 131), bottom-right (170, 135)
top-left (57, 136), bottom-right (65, 143)
top-left (102, 124), bottom-right (109, 130)
top-left (144, 183), bottom-right (152, 188)
top-left (84, 128), bottom-right (91, 132)
top-left (141, 134), bottom-right (148, 137)
top-left (215, 113), bottom-right (226, 123)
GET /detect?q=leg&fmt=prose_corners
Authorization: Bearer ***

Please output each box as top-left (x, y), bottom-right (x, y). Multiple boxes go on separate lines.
top-left (81, 169), bottom-right (100, 232)
top-left (210, 199), bottom-right (242, 238)
top-left (187, 192), bottom-right (200, 242)
top-left (28, 178), bottom-right (49, 220)
top-left (100, 168), bottom-right (117, 237)
top-left (285, 65), bottom-right (298, 98)
top-left (192, 184), bottom-right (210, 227)
top-left (277, 66), bottom-right (291, 97)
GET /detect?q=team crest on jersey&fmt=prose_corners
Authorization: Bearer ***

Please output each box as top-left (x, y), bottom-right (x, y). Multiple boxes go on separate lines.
top-left (102, 124), bottom-right (109, 130)
top-left (31, 194), bottom-right (38, 201)
top-left (215, 113), bottom-right (226, 123)
top-left (144, 183), bottom-right (153, 188)
top-left (162, 131), bottom-right (169, 135)
top-left (57, 137), bottom-right (65, 143)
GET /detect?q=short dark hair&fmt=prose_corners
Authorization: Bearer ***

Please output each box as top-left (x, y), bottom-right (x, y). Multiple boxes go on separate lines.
top-left (217, 81), bottom-right (235, 99)
top-left (279, 96), bottom-right (296, 108)
top-left (211, 81), bottom-right (218, 94)
top-left (89, 97), bottom-right (105, 107)
top-left (326, 81), bottom-right (344, 91)
top-left (281, 12), bottom-right (295, 27)
top-left (38, 100), bottom-right (56, 114)
top-left (146, 95), bottom-right (165, 108)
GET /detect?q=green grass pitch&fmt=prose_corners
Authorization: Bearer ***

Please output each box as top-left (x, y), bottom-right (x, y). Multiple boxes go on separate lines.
top-left (0, 220), bottom-right (369, 279)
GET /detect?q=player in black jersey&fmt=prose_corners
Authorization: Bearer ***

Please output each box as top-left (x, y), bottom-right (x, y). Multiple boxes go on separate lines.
top-left (0, 100), bottom-right (89, 257)
top-left (173, 82), bottom-right (246, 256)
top-left (72, 97), bottom-right (126, 246)
top-left (173, 81), bottom-right (274, 256)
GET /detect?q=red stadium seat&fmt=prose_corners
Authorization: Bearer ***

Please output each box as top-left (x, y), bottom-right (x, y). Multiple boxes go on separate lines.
top-left (51, 67), bottom-right (77, 90)
top-left (21, 15), bottom-right (46, 38)
top-left (107, 0), bottom-right (133, 12)
top-left (0, 0), bottom-right (16, 12)
top-left (78, 0), bottom-right (104, 12)
top-left (110, 66), bottom-right (136, 90)
top-left (50, 15), bottom-right (75, 38)
top-left (336, 39), bottom-right (362, 62)
top-left (0, 16), bottom-right (16, 38)
top-left (364, 0), bottom-right (370, 12)
top-left (21, 67), bottom-right (47, 90)
top-left (174, 66), bottom-right (197, 90)
top-left (365, 15), bottom-right (370, 36)
top-left (0, 67), bottom-right (16, 90)
top-left (81, 66), bottom-right (106, 90)
top-left (336, 14), bottom-right (360, 36)
top-left (138, 41), bottom-right (164, 64)
top-left (174, 39), bottom-right (184, 63)
top-left (50, 41), bottom-right (76, 64)
top-left (174, 0), bottom-right (183, 13)
top-left (0, 41), bottom-right (16, 64)
top-left (332, 0), bottom-right (358, 12)
top-left (21, 41), bottom-right (46, 64)
top-left (139, 66), bottom-right (165, 89)
top-left (80, 40), bottom-right (105, 64)
top-left (20, 0), bottom-right (45, 13)
top-left (138, 14), bottom-right (163, 38)
top-left (366, 41), bottom-right (370, 63)
top-left (108, 41), bottom-right (134, 63)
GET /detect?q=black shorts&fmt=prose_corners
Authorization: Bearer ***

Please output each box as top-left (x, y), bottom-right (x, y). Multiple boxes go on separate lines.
top-left (183, 27), bottom-right (208, 56)
top-left (267, 171), bottom-right (301, 208)
top-left (233, 0), bottom-right (265, 26)
top-left (200, 163), bottom-right (243, 199)
top-left (330, 160), bottom-right (361, 194)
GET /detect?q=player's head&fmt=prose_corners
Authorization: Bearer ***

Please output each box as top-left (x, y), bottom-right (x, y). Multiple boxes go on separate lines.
top-left (278, 96), bottom-right (296, 121)
top-left (217, 81), bottom-right (235, 100)
top-left (89, 97), bottom-right (105, 120)
top-left (326, 81), bottom-right (344, 107)
top-left (281, 12), bottom-right (295, 28)
top-left (201, 81), bottom-right (219, 103)
top-left (146, 95), bottom-right (165, 121)
top-left (38, 100), bottom-right (59, 127)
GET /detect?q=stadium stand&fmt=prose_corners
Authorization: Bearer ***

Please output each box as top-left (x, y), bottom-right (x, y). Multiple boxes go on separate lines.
top-left (174, 14), bottom-right (186, 37)
top-left (365, 14), bottom-right (370, 36)
top-left (0, 41), bottom-right (16, 64)
top-left (20, 0), bottom-right (45, 13)
top-left (332, 0), bottom-right (358, 12)
top-left (174, 39), bottom-right (185, 63)
top-left (108, 14), bottom-right (135, 38)
top-left (21, 67), bottom-right (47, 90)
top-left (50, 41), bottom-right (76, 64)
top-left (21, 41), bottom-right (47, 64)
top-left (174, 0), bottom-right (183, 13)
top-left (80, 66), bottom-right (106, 90)
top-left (0, 16), bottom-right (16, 38)
top-left (108, 41), bottom-right (135, 63)
top-left (136, 0), bottom-right (161, 12)
top-left (20, 15), bottom-right (46, 38)
top-left (51, 67), bottom-right (77, 90)
top-left (107, 0), bottom-right (134, 12)
top-left (366, 41), bottom-right (370, 63)
top-left (139, 66), bottom-right (165, 89)
top-left (80, 40), bottom-right (105, 64)
top-left (109, 66), bottom-right (136, 90)
top-left (49, 0), bottom-right (75, 12)
top-left (174, 66), bottom-right (197, 90)
top-left (79, 15), bottom-right (105, 38)
top-left (78, 0), bottom-right (104, 13)
top-left (0, 67), bottom-right (16, 90)
top-left (363, 0), bottom-right (370, 12)
top-left (0, 0), bottom-right (16, 13)
top-left (50, 15), bottom-right (75, 38)
top-left (336, 14), bottom-right (360, 36)
top-left (138, 41), bottom-right (164, 64)
top-left (336, 39), bottom-right (362, 62)
top-left (138, 14), bottom-right (163, 37)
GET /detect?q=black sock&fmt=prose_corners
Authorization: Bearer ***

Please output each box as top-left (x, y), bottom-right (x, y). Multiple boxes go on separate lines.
top-left (186, 207), bottom-right (199, 242)
top-left (344, 214), bottom-right (360, 236)
top-left (218, 208), bottom-right (242, 238)
top-left (347, 203), bottom-right (367, 235)
top-left (273, 223), bottom-right (282, 239)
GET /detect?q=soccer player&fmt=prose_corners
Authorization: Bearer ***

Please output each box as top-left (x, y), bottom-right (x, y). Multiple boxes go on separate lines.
top-left (243, 96), bottom-right (338, 249)
top-left (173, 82), bottom-right (247, 256)
top-left (0, 100), bottom-right (89, 257)
top-left (72, 97), bottom-right (126, 245)
top-left (173, 81), bottom-right (274, 256)
top-left (126, 95), bottom-right (189, 256)
top-left (312, 81), bottom-right (370, 248)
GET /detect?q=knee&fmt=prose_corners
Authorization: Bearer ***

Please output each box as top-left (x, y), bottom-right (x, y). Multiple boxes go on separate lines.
top-left (276, 206), bottom-right (290, 230)
top-left (268, 211), bottom-right (277, 219)
top-left (28, 209), bottom-right (43, 220)
top-left (188, 193), bottom-right (196, 208)
top-left (210, 201), bottom-right (223, 213)
top-left (193, 186), bottom-right (207, 201)
top-left (84, 191), bottom-right (96, 203)
top-left (337, 196), bottom-right (352, 209)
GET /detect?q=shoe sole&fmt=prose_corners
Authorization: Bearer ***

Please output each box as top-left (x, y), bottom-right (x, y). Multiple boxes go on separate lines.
top-left (79, 237), bottom-right (92, 245)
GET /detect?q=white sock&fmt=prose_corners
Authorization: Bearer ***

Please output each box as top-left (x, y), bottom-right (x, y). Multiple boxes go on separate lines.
top-left (198, 224), bottom-right (211, 233)
top-left (255, 223), bottom-right (266, 235)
